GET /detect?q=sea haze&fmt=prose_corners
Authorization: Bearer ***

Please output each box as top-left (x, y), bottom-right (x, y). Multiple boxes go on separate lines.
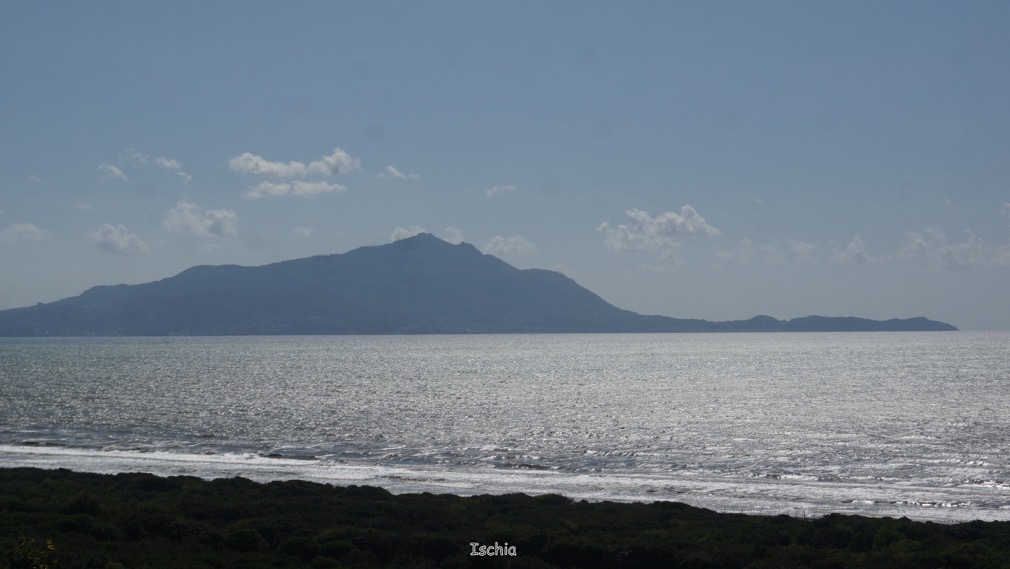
top-left (1, 332), bottom-right (1008, 522)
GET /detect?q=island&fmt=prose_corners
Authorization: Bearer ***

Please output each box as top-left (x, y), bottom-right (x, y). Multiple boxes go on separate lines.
top-left (0, 233), bottom-right (956, 336)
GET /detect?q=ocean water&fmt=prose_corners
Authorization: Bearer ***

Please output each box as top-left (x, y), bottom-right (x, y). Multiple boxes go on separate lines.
top-left (1, 332), bottom-right (1008, 522)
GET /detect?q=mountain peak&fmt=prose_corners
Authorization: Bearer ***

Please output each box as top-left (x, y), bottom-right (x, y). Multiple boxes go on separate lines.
top-left (393, 232), bottom-right (443, 245)
top-left (386, 232), bottom-right (483, 257)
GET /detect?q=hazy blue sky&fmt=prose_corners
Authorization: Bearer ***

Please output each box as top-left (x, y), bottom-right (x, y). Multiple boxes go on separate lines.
top-left (2, 2), bottom-right (1009, 329)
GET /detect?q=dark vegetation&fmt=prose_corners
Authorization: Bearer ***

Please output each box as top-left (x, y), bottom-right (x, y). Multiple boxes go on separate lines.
top-left (3, 468), bottom-right (1009, 568)
top-left (0, 233), bottom-right (955, 335)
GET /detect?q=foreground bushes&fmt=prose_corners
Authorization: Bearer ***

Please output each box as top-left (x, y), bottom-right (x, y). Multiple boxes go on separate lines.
top-left (2, 467), bottom-right (1010, 568)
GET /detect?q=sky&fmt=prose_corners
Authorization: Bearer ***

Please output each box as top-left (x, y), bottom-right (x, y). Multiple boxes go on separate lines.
top-left (2, 1), bottom-right (1009, 330)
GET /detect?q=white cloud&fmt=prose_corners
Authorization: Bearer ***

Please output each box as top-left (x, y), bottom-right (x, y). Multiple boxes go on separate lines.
top-left (484, 235), bottom-right (538, 256)
top-left (229, 148), bottom-right (361, 179)
top-left (153, 156), bottom-right (180, 169)
top-left (244, 180), bottom-right (347, 199)
top-left (245, 181), bottom-right (293, 199)
top-left (598, 206), bottom-right (719, 258)
top-left (0, 222), bottom-right (47, 243)
top-left (831, 234), bottom-right (881, 264)
top-left (293, 226), bottom-right (315, 238)
top-left (291, 180), bottom-right (347, 197)
top-left (201, 209), bottom-right (239, 237)
top-left (118, 148), bottom-right (191, 182)
top-left (308, 148), bottom-right (361, 176)
top-left (162, 201), bottom-right (237, 237)
top-left (229, 153), bottom-right (308, 178)
top-left (153, 157), bottom-right (191, 182)
top-left (98, 163), bottom-right (128, 183)
top-left (87, 224), bottom-right (150, 254)
top-left (443, 226), bottom-right (464, 244)
top-left (486, 185), bottom-right (517, 199)
top-left (390, 225), bottom-right (427, 242)
top-left (377, 165), bottom-right (419, 180)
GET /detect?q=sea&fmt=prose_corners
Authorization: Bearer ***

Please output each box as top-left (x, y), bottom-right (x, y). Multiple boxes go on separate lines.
top-left (1, 332), bottom-right (1008, 523)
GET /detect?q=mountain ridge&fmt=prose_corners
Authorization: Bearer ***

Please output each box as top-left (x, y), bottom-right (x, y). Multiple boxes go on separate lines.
top-left (0, 233), bottom-right (957, 335)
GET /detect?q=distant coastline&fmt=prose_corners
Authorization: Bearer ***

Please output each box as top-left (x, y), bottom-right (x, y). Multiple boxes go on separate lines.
top-left (0, 234), bottom-right (957, 336)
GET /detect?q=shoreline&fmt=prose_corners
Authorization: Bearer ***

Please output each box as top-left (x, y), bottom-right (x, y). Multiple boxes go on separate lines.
top-left (3, 467), bottom-right (1010, 568)
top-left (6, 445), bottom-right (1005, 524)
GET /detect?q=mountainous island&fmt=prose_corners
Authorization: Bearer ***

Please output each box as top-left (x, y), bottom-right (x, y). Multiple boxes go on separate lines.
top-left (0, 233), bottom-right (956, 335)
